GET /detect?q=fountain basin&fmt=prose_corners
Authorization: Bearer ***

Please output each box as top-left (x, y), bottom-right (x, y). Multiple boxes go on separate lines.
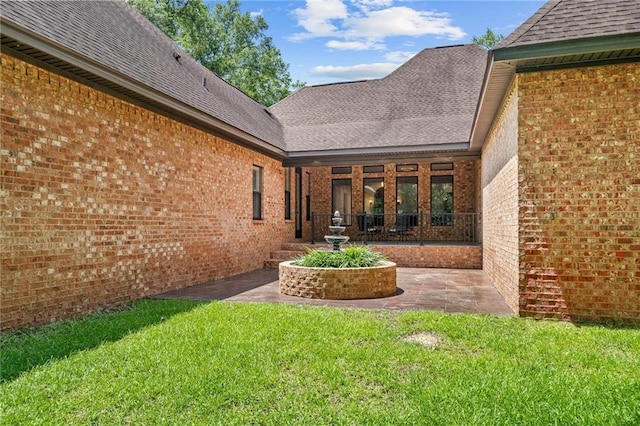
top-left (279, 260), bottom-right (397, 299)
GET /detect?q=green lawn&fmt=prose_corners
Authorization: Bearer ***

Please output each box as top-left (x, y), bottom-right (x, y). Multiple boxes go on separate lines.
top-left (2, 300), bottom-right (639, 425)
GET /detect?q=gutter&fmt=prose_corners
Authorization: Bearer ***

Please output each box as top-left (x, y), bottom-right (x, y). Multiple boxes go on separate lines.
top-left (0, 18), bottom-right (286, 160)
top-left (493, 33), bottom-right (640, 62)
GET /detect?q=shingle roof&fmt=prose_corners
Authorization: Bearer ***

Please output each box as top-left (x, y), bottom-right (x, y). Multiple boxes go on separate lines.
top-left (0, 0), bottom-right (284, 150)
top-left (271, 44), bottom-right (488, 153)
top-left (496, 0), bottom-right (640, 49)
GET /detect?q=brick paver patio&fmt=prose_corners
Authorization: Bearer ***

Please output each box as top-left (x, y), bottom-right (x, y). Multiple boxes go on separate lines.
top-left (154, 268), bottom-right (513, 315)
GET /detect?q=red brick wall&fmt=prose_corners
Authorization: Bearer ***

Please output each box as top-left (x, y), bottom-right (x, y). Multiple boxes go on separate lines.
top-left (1, 54), bottom-right (294, 330)
top-left (371, 244), bottom-right (482, 269)
top-left (481, 82), bottom-right (520, 313)
top-left (518, 63), bottom-right (640, 322)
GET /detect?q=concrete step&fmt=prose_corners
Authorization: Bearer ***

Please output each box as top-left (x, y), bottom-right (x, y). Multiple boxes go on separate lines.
top-left (270, 250), bottom-right (304, 261)
top-left (280, 242), bottom-right (330, 251)
top-left (264, 243), bottom-right (332, 269)
top-left (264, 259), bottom-right (283, 269)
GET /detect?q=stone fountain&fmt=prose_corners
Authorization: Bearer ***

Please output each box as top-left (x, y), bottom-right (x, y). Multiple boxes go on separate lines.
top-left (325, 210), bottom-right (349, 251)
top-left (279, 210), bottom-right (397, 300)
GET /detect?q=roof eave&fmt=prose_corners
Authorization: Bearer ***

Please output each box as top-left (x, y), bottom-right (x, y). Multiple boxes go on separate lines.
top-left (0, 18), bottom-right (286, 159)
top-left (471, 33), bottom-right (640, 152)
top-left (493, 33), bottom-right (640, 62)
top-left (283, 143), bottom-right (475, 167)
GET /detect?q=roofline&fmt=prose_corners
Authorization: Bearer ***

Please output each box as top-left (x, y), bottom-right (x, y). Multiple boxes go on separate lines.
top-left (471, 32), bottom-right (640, 152)
top-left (283, 143), bottom-right (474, 167)
top-left (493, 33), bottom-right (640, 62)
top-left (0, 18), bottom-right (286, 159)
top-left (468, 50), bottom-right (496, 152)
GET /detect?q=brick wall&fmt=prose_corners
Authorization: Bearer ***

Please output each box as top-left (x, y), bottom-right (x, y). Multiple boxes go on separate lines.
top-left (518, 63), bottom-right (640, 322)
top-left (1, 55), bottom-right (293, 330)
top-left (370, 244), bottom-right (482, 269)
top-left (481, 82), bottom-right (520, 314)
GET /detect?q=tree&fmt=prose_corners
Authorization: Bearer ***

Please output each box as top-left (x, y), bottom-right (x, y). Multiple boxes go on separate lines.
top-left (127, 0), bottom-right (304, 106)
top-left (472, 28), bottom-right (505, 49)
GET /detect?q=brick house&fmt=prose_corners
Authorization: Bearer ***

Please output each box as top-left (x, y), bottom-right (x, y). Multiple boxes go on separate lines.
top-left (1, 0), bottom-right (638, 329)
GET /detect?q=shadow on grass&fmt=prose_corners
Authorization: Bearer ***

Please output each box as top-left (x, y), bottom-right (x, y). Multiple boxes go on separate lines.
top-left (573, 319), bottom-right (640, 331)
top-left (0, 299), bottom-right (205, 383)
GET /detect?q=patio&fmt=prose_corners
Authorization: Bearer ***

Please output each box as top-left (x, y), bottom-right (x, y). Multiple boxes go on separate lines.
top-left (154, 267), bottom-right (513, 315)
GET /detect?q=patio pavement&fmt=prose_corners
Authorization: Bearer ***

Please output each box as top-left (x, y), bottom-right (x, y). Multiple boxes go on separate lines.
top-left (153, 268), bottom-right (514, 316)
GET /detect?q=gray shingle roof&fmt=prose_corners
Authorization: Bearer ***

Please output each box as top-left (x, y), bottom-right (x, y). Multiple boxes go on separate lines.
top-left (0, 0), bottom-right (284, 149)
top-left (496, 0), bottom-right (640, 49)
top-left (271, 44), bottom-right (488, 153)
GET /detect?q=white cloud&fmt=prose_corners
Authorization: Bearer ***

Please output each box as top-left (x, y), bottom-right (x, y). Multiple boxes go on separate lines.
top-left (311, 62), bottom-right (401, 81)
top-left (384, 50), bottom-right (416, 63)
top-left (344, 7), bottom-right (466, 40)
top-left (326, 39), bottom-right (385, 51)
top-left (290, 1), bottom-right (466, 42)
top-left (291, 0), bottom-right (348, 40)
top-left (352, 0), bottom-right (393, 12)
top-left (249, 9), bottom-right (263, 19)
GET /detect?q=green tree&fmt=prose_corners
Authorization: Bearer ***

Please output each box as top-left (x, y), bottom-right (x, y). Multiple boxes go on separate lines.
top-left (472, 28), bottom-right (505, 49)
top-left (127, 0), bottom-right (304, 106)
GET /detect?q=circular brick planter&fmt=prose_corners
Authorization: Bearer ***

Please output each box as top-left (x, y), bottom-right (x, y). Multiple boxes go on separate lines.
top-left (279, 260), bottom-right (397, 299)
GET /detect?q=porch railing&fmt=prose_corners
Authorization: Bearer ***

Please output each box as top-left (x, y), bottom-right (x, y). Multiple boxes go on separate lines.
top-left (310, 212), bottom-right (479, 245)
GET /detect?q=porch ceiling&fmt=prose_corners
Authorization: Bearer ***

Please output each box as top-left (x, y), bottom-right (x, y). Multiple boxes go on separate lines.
top-left (283, 145), bottom-right (478, 167)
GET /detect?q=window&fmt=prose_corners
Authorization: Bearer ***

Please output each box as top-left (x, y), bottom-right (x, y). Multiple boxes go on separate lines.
top-left (396, 177), bottom-right (418, 214)
top-left (332, 179), bottom-right (352, 224)
top-left (363, 178), bottom-right (384, 225)
top-left (431, 175), bottom-right (453, 226)
top-left (284, 168), bottom-right (291, 220)
top-left (396, 164), bottom-right (418, 172)
top-left (252, 165), bottom-right (263, 220)
top-left (305, 172), bottom-right (311, 221)
top-left (332, 166), bottom-right (352, 174)
top-left (363, 165), bottom-right (384, 173)
top-left (364, 178), bottom-right (384, 214)
top-left (431, 162), bottom-right (454, 171)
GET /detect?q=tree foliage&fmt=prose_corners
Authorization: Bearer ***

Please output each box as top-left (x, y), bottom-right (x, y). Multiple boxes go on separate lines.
top-left (127, 0), bottom-right (304, 106)
top-left (472, 28), bottom-right (505, 49)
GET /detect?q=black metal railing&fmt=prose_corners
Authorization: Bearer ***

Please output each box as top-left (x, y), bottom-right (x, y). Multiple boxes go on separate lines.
top-left (310, 212), bottom-right (479, 245)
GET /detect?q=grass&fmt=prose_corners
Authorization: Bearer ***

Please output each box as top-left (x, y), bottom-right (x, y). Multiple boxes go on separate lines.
top-left (1, 301), bottom-right (639, 425)
top-left (292, 245), bottom-right (387, 268)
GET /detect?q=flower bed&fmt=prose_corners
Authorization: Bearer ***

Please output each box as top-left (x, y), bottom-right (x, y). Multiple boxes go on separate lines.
top-left (279, 260), bottom-right (397, 299)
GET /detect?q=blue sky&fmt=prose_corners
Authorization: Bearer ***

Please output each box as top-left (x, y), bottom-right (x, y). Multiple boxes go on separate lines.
top-left (213, 0), bottom-right (546, 86)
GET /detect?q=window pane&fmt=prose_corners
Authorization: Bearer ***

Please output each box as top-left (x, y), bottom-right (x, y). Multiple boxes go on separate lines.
top-left (396, 164), bottom-right (418, 172)
top-left (284, 191), bottom-right (291, 220)
top-left (284, 168), bottom-right (291, 219)
top-left (253, 166), bottom-right (262, 220)
top-left (397, 176), bottom-right (418, 214)
top-left (332, 179), bottom-right (352, 223)
top-left (363, 165), bottom-right (384, 173)
top-left (431, 175), bottom-right (453, 226)
top-left (363, 178), bottom-right (384, 215)
top-left (252, 166), bottom-right (262, 192)
top-left (306, 172), bottom-right (311, 221)
top-left (430, 162), bottom-right (454, 171)
top-left (332, 166), bottom-right (352, 174)
top-left (253, 192), bottom-right (262, 220)
top-left (284, 168), bottom-right (290, 191)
